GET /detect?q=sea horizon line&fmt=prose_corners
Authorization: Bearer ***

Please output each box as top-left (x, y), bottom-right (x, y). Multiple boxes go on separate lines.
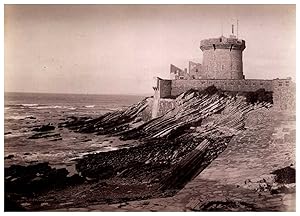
top-left (4, 91), bottom-right (153, 97)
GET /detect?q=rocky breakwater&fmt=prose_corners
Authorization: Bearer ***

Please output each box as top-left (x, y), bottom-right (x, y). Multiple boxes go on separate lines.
top-left (5, 86), bottom-right (275, 211)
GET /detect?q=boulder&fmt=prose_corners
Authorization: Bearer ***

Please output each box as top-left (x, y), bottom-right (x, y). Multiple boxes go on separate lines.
top-left (32, 124), bottom-right (55, 132)
top-left (271, 166), bottom-right (295, 184)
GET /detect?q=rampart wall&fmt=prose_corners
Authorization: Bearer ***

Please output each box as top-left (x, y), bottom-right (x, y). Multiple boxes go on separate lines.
top-left (154, 78), bottom-right (295, 114)
top-left (171, 79), bottom-right (273, 97)
top-left (272, 79), bottom-right (296, 110)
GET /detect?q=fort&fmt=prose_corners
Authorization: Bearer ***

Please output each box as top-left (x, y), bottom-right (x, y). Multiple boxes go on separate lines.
top-left (151, 31), bottom-right (295, 118)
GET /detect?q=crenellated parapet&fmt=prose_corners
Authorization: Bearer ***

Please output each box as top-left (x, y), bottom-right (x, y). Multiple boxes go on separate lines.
top-left (200, 36), bottom-right (246, 51)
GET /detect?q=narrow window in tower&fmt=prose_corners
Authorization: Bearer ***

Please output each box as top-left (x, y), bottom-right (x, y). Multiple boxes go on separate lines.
top-left (230, 44), bottom-right (233, 51)
top-left (213, 44), bottom-right (216, 50)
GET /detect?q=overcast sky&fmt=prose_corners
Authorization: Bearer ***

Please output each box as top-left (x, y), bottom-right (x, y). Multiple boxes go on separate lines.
top-left (4, 4), bottom-right (295, 94)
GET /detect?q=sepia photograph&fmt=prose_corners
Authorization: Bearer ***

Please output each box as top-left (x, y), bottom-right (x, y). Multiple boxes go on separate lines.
top-left (3, 3), bottom-right (296, 212)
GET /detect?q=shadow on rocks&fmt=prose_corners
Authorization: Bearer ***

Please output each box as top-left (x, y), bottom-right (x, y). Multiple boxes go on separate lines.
top-left (5, 162), bottom-right (85, 195)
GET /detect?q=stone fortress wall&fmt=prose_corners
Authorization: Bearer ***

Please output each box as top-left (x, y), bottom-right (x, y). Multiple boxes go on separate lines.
top-left (151, 34), bottom-right (295, 117)
top-left (152, 78), bottom-right (295, 117)
top-left (170, 79), bottom-right (273, 96)
top-left (272, 79), bottom-right (296, 110)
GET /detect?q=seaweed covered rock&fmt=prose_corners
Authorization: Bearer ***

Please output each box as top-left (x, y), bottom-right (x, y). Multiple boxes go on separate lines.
top-left (5, 162), bottom-right (84, 194)
top-left (32, 124), bottom-right (55, 132)
top-left (197, 200), bottom-right (257, 211)
top-left (271, 166), bottom-right (295, 184)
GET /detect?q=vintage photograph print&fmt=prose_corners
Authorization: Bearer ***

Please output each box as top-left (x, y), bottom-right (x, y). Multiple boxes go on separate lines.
top-left (4, 4), bottom-right (296, 211)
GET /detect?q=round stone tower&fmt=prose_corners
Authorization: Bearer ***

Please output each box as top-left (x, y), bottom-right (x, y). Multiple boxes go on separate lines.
top-left (200, 35), bottom-right (246, 79)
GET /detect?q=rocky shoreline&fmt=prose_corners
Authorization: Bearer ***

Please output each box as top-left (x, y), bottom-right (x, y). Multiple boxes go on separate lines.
top-left (4, 87), bottom-right (296, 211)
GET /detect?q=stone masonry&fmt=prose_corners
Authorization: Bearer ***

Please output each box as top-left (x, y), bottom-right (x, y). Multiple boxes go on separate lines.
top-left (151, 34), bottom-right (295, 116)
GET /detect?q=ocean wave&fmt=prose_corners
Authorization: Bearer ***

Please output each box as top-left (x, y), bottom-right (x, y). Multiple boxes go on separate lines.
top-left (35, 105), bottom-right (76, 110)
top-left (5, 115), bottom-right (33, 120)
top-left (35, 105), bottom-right (62, 109)
top-left (84, 105), bottom-right (95, 108)
top-left (4, 131), bottom-right (32, 137)
top-left (108, 107), bottom-right (121, 111)
top-left (20, 103), bottom-right (39, 107)
top-left (16, 151), bottom-right (76, 163)
top-left (9, 104), bottom-right (76, 110)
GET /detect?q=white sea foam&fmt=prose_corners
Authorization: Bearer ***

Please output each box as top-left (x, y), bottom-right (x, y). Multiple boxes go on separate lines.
top-left (70, 146), bottom-right (120, 161)
top-left (103, 146), bottom-right (119, 151)
top-left (108, 107), bottom-right (122, 111)
top-left (84, 105), bottom-right (95, 108)
top-left (21, 152), bottom-right (73, 162)
top-left (4, 131), bottom-right (31, 137)
top-left (35, 105), bottom-right (62, 109)
top-left (20, 104), bottom-right (39, 107)
top-left (35, 105), bottom-right (76, 110)
top-left (5, 115), bottom-right (28, 120)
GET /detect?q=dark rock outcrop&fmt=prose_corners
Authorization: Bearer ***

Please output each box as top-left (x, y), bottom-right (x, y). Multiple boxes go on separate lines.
top-left (5, 196), bottom-right (25, 212)
top-left (197, 200), bottom-right (257, 211)
top-left (32, 124), bottom-right (55, 132)
top-left (28, 132), bottom-right (61, 139)
top-left (5, 155), bottom-right (14, 160)
top-left (5, 162), bottom-right (84, 195)
top-left (271, 166), bottom-right (295, 184)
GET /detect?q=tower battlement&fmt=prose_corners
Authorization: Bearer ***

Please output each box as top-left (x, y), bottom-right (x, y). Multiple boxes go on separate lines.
top-left (200, 36), bottom-right (246, 51)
